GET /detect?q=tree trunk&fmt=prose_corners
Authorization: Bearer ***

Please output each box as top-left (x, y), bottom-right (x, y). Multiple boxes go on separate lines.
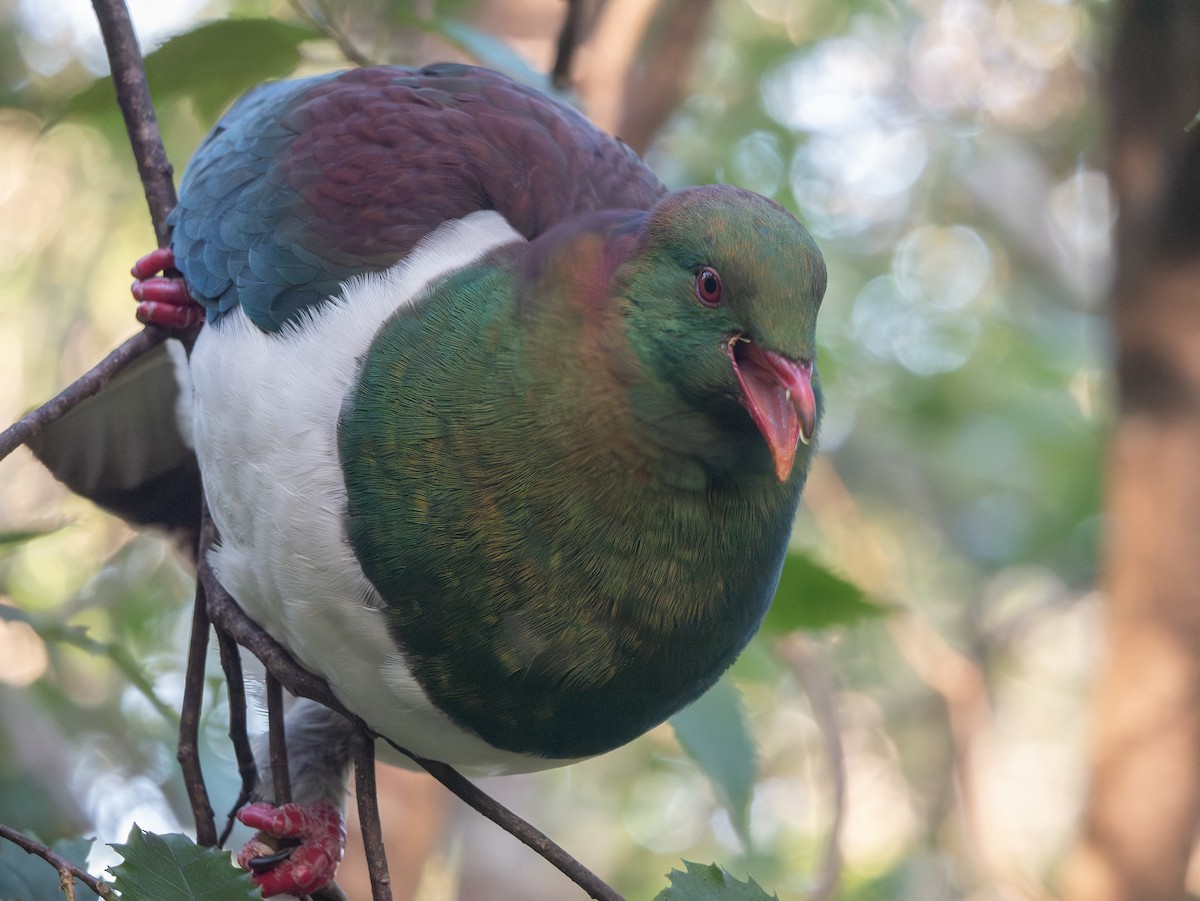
top-left (1063, 3), bottom-right (1200, 899)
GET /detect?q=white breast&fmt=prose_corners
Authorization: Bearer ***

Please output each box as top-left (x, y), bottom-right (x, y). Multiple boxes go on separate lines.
top-left (186, 212), bottom-right (561, 775)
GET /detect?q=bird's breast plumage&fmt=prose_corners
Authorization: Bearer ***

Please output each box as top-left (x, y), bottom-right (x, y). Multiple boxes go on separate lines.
top-left (338, 244), bottom-right (805, 759)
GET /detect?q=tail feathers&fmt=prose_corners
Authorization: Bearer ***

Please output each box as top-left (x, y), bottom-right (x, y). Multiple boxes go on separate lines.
top-left (27, 340), bottom-right (202, 543)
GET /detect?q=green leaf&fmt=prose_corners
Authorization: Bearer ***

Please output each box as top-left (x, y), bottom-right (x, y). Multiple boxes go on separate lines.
top-left (669, 678), bottom-right (756, 846)
top-left (0, 836), bottom-right (100, 901)
top-left (64, 19), bottom-right (322, 124)
top-left (652, 861), bottom-right (777, 901)
top-left (762, 550), bottom-right (890, 633)
top-left (0, 529), bottom-right (61, 551)
top-left (107, 827), bottom-right (256, 901)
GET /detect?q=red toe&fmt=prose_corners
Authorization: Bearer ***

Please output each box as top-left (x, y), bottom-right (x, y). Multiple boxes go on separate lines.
top-left (131, 246), bottom-right (176, 279)
top-left (236, 802), bottom-right (346, 896)
top-left (130, 263), bottom-right (202, 330)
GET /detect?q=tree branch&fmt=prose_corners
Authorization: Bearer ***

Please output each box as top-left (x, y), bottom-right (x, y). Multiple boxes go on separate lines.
top-left (215, 625), bottom-right (258, 848)
top-left (0, 824), bottom-right (116, 899)
top-left (0, 329), bottom-right (165, 463)
top-left (266, 671), bottom-right (293, 806)
top-left (179, 575), bottom-right (217, 848)
top-left (776, 635), bottom-right (844, 901)
top-left (90, 0), bottom-right (176, 239)
top-left (551, 0), bottom-right (589, 88)
top-left (383, 740), bottom-right (626, 901)
top-left (353, 729), bottom-right (393, 901)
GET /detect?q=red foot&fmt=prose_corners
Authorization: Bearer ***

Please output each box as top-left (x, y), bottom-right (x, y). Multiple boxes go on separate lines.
top-left (236, 801), bottom-right (346, 897)
top-left (130, 247), bottom-right (205, 329)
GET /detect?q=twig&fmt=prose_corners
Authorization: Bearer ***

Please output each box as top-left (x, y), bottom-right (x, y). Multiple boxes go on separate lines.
top-left (90, 0), bottom-right (176, 239)
top-left (266, 672), bottom-right (292, 805)
top-left (0, 823), bottom-right (115, 899)
top-left (287, 0), bottom-right (372, 67)
top-left (775, 636), bottom-right (844, 901)
top-left (552, 0), bottom-right (588, 88)
top-left (383, 739), bottom-right (626, 901)
top-left (0, 329), bottom-right (165, 463)
top-left (179, 575), bottom-right (217, 847)
top-left (353, 729), bottom-right (393, 901)
top-left (215, 625), bottom-right (258, 847)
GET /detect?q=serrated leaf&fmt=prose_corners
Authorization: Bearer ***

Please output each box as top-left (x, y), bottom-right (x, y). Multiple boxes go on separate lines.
top-left (107, 826), bottom-right (257, 901)
top-left (652, 861), bottom-right (778, 901)
top-left (669, 679), bottom-right (756, 845)
top-left (762, 550), bottom-right (889, 633)
top-left (64, 19), bottom-right (322, 124)
top-left (0, 835), bottom-right (101, 901)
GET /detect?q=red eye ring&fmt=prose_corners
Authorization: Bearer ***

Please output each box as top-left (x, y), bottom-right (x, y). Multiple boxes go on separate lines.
top-left (695, 266), bottom-right (723, 307)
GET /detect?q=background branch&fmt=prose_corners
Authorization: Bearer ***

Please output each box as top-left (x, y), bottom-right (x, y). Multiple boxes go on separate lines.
top-left (776, 635), bottom-right (845, 901)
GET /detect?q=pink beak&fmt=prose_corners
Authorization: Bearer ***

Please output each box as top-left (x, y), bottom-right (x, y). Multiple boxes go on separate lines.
top-left (729, 336), bottom-right (817, 482)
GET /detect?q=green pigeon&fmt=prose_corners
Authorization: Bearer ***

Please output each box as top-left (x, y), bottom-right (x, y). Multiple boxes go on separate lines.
top-left (36, 63), bottom-right (827, 896)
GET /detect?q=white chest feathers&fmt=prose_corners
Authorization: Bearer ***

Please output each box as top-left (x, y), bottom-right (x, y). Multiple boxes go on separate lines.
top-left (182, 212), bottom-right (557, 775)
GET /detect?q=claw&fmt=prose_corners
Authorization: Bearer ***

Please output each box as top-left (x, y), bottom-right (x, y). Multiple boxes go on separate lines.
top-left (246, 845), bottom-right (295, 873)
top-left (236, 801), bottom-right (345, 897)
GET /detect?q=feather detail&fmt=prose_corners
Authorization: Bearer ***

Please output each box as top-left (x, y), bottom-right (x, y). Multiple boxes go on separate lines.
top-left (190, 212), bottom-right (560, 774)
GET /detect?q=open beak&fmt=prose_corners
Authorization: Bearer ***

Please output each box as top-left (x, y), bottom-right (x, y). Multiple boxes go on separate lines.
top-left (729, 335), bottom-right (817, 482)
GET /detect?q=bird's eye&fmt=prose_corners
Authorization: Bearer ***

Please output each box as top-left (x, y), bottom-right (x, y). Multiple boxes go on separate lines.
top-left (695, 266), bottom-right (723, 307)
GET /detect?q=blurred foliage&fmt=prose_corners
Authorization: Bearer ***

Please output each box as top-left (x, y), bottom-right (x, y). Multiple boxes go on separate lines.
top-left (0, 0), bottom-right (1107, 899)
top-left (63, 19), bottom-right (323, 123)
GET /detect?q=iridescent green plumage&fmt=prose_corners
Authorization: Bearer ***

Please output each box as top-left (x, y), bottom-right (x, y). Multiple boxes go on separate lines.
top-left (340, 186), bottom-right (825, 757)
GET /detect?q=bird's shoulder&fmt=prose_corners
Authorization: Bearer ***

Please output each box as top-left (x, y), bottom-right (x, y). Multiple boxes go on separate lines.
top-left (170, 64), bottom-right (666, 332)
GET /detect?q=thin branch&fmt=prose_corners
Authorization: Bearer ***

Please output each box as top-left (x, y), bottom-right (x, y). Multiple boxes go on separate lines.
top-left (383, 739), bottom-right (626, 901)
top-left (0, 329), bottom-right (165, 463)
top-left (0, 823), bottom-right (116, 899)
top-left (776, 636), bottom-right (844, 901)
top-left (287, 0), bottom-right (372, 67)
top-left (552, 0), bottom-right (589, 88)
top-left (90, 0), bottom-right (176, 239)
top-left (179, 575), bottom-right (217, 847)
top-left (266, 672), bottom-right (293, 805)
top-left (352, 729), bottom-right (393, 901)
top-left (215, 625), bottom-right (258, 848)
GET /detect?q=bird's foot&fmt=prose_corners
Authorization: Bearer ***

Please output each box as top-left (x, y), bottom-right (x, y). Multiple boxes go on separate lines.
top-left (130, 247), bottom-right (204, 329)
top-left (236, 801), bottom-right (346, 898)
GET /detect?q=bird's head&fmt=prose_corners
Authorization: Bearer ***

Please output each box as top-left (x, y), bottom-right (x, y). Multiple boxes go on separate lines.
top-left (616, 185), bottom-right (827, 482)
